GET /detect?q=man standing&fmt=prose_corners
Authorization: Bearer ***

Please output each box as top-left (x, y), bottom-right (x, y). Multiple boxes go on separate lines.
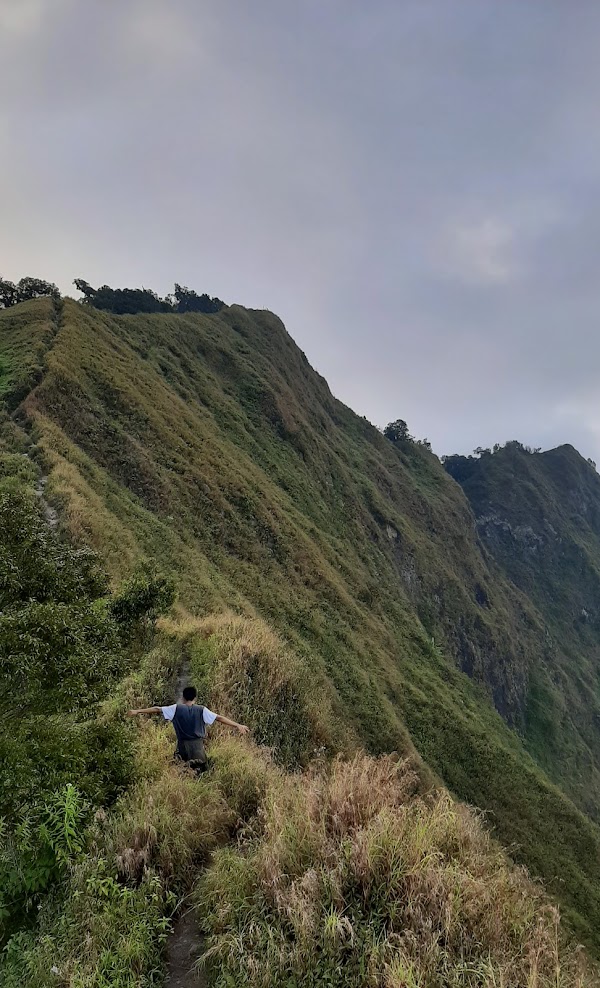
top-left (128, 685), bottom-right (249, 773)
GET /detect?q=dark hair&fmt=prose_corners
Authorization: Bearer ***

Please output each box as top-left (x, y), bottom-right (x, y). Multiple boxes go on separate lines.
top-left (182, 686), bottom-right (197, 701)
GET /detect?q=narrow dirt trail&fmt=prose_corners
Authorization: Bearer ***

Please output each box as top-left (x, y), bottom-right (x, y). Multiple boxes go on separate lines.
top-left (19, 297), bottom-right (64, 530)
top-left (175, 659), bottom-right (191, 700)
top-left (164, 909), bottom-right (206, 988)
top-left (34, 472), bottom-right (59, 528)
top-left (165, 663), bottom-right (207, 988)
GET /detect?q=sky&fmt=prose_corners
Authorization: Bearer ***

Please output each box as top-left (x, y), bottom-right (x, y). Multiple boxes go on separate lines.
top-left (2, 0), bottom-right (600, 460)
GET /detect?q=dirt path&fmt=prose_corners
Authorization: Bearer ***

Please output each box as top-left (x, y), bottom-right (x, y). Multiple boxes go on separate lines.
top-left (164, 909), bottom-right (206, 988)
top-left (165, 664), bottom-right (207, 987)
top-left (176, 658), bottom-right (191, 699)
top-left (34, 473), bottom-right (59, 529)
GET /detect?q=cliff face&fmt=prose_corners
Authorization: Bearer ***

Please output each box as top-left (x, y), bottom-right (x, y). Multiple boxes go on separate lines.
top-left (446, 443), bottom-right (600, 818)
top-left (6, 297), bottom-right (600, 945)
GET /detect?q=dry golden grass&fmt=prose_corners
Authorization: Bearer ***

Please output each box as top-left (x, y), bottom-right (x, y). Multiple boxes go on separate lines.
top-left (199, 751), bottom-right (599, 988)
top-left (107, 725), bottom-right (232, 886)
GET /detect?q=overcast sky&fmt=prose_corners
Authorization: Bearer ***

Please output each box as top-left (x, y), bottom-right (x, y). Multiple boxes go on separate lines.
top-left (2, 1), bottom-right (600, 460)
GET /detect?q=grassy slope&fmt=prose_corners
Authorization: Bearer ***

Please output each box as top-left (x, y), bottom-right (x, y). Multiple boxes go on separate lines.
top-left (448, 445), bottom-right (600, 821)
top-left (6, 297), bottom-right (600, 948)
top-left (0, 297), bottom-right (58, 407)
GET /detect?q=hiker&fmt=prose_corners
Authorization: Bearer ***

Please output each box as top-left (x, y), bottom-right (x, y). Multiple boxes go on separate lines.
top-left (127, 686), bottom-right (249, 773)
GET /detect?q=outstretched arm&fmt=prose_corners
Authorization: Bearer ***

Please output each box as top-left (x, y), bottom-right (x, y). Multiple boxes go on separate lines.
top-left (127, 706), bottom-right (162, 717)
top-left (215, 714), bottom-right (249, 734)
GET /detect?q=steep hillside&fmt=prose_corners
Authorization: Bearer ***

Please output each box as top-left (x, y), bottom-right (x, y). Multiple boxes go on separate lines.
top-left (446, 443), bottom-right (600, 818)
top-left (5, 297), bottom-right (600, 948)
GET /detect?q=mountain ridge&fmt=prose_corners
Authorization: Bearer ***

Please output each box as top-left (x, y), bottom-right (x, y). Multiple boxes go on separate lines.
top-left (4, 296), bottom-right (600, 950)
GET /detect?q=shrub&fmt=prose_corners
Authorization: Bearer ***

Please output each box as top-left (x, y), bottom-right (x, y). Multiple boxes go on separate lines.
top-left (0, 784), bottom-right (88, 939)
top-left (109, 571), bottom-right (176, 645)
top-left (209, 734), bottom-right (279, 827)
top-left (0, 724), bottom-right (233, 987)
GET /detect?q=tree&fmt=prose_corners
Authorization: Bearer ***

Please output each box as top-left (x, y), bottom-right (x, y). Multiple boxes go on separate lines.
top-left (73, 279), bottom-right (225, 316)
top-left (588, 457), bottom-right (597, 471)
top-left (74, 280), bottom-right (171, 315)
top-left (73, 278), bottom-right (96, 301)
top-left (16, 277), bottom-right (60, 303)
top-left (0, 277), bottom-right (60, 307)
top-left (473, 447), bottom-right (491, 456)
top-left (173, 283), bottom-right (224, 314)
top-left (442, 454), bottom-right (477, 483)
top-left (0, 278), bottom-right (18, 308)
top-left (383, 419), bottom-right (413, 444)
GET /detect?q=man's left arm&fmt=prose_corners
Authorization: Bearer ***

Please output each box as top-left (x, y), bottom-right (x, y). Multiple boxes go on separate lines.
top-left (211, 712), bottom-right (250, 734)
top-left (202, 705), bottom-right (249, 734)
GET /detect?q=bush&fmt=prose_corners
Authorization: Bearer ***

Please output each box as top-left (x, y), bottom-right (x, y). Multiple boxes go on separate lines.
top-left (0, 784), bottom-right (88, 939)
top-left (109, 572), bottom-right (176, 645)
top-left (0, 717), bottom-right (133, 819)
top-left (0, 485), bottom-right (108, 609)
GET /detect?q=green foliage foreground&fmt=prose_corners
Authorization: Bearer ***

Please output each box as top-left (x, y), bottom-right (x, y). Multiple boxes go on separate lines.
top-left (0, 535), bottom-right (597, 984)
top-left (0, 465), bottom-right (173, 944)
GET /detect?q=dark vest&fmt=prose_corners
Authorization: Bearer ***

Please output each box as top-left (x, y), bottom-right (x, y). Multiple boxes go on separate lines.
top-left (172, 703), bottom-right (206, 742)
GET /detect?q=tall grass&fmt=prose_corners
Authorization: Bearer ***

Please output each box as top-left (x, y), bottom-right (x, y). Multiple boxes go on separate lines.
top-left (198, 752), bottom-right (597, 988)
top-left (3, 605), bottom-right (598, 987)
top-left (180, 612), bottom-right (351, 765)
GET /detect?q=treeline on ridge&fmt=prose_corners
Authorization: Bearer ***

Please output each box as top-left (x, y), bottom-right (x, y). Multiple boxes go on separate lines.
top-left (73, 279), bottom-right (225, 315)
top-left (0, 275), bottom-right (225, 316)
top-left (443, 439), bottom-right (597, 481)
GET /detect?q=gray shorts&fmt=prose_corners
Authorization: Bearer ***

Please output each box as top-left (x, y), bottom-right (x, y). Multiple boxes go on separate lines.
top-left (176, 738), bottom-right (207, 769)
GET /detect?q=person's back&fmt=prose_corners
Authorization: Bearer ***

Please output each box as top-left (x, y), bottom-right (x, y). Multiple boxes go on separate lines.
top-left (127, 685), bottom-right (249, 775)
top-left (171, 702), bottom-right (206, 742)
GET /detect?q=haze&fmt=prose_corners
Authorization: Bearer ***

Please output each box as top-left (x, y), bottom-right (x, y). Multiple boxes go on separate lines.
top-left (2, 0), bottom-right (600, 460)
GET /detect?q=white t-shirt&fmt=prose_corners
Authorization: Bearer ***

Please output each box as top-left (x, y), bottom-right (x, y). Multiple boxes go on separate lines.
top-left (161, 704), bottom-right (217, 725)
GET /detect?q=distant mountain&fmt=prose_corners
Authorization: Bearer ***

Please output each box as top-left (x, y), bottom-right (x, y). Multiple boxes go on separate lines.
top-left (446, 443), bottom-right (600, 820)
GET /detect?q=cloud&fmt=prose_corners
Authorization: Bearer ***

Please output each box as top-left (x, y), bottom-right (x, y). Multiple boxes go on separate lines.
top-left (0, 0), bottom-right (45, 36)
top-left (0, 0), bottom-right (67, 38)
top-left (121, 1), bottom-right (201, 62)
top-left (4, 1), bottom-right (600, 462)
top-left (555, 394), bottom-right (600, 442)
top-left (438, 217), bottom-right (516, 285)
